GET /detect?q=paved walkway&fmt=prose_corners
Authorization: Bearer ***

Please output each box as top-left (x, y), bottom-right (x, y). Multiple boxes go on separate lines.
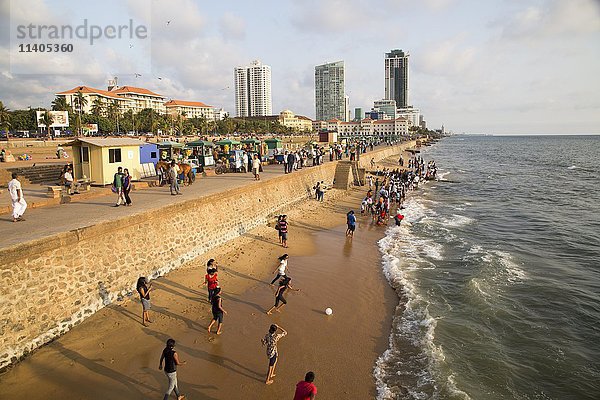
top-left (0, 143), bottom-right (402, 249)
top-left (0, 158), bottom-right (336, 249)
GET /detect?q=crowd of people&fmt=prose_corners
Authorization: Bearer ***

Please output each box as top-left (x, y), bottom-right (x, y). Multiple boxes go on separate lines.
top-left (359, 154), bottom-right (437, 227)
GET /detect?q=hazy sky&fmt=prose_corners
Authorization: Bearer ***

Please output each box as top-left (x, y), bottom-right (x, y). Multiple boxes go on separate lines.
top-left (1, 0), bottom-right (599, 134)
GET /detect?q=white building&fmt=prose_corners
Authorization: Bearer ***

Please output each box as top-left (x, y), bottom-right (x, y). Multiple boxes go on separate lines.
top-left (56, 85), bottom-right (131, 115)
top-left (165, 100), bottom-right (214, 120)
top-left (213, 108), bottom-right (229, 121)
top-left (279, 110), bottom-right (313, 132)
top-left (109, 85), bottom-right (167, 114)
top-left (327, 117), bottom-right (408, 140)
top-left (315, 61), bottom-right (345, 121)
top-left (234, 60), bottom-right (272, 117)
top-left (396, 106), bottom-right (420, 127)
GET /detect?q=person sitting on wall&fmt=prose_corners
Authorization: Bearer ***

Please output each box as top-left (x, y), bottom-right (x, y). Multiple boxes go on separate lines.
top-left (64, 167), bottom-right (81, 195)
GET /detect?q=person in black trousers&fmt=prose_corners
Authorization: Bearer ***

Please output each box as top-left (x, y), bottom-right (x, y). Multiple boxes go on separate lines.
top-left (123, 168), bottom-right (132, 206)
top-left (159, 338), bottom-right (186, 400)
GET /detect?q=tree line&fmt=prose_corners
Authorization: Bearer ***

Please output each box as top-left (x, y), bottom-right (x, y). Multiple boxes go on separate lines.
top-left (0, 96), bottom-right (299, 139)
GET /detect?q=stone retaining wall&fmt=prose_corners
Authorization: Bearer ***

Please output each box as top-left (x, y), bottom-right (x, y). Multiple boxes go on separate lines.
top-left (0, 142), bottom-right (411, 370)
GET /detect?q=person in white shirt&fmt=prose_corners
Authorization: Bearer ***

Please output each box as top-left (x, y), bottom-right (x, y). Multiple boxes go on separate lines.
top-left (252, 154), bottom-right (261, 181)
top-left (63, 168), bottom-right (81, 195)
top-left (270, 254), bottom-right (289, 285)
top-left (7, 172), bottom-right (27, 222)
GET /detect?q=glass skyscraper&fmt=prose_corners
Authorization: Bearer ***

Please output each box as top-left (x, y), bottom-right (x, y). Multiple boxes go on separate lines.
top-left (315, 61), bottom-right (345, 121)
top-left (384, 49), bottom-right (410, 108)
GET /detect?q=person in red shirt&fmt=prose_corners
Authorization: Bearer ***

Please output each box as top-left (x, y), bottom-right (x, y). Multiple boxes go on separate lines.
top-left (293, 371), bottom-right (317, 400)
top-left (202, 268), bottom-right (219, 302)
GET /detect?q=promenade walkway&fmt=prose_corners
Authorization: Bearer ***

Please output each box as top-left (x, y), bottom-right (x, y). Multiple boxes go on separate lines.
top-left (0, 161), bottom-right (312, 249)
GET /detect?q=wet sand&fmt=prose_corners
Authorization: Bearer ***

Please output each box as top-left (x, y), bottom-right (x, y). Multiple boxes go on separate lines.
top-left (0, 187), bottom-right (396, 399)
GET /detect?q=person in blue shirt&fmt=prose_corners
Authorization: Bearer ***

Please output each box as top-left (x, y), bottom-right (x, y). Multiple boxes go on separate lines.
top-left (346, 210), bottom-right (356, 237)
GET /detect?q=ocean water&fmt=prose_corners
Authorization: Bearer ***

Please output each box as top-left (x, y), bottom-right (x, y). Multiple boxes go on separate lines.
top-left (375, 135), bottom-right (600, 400)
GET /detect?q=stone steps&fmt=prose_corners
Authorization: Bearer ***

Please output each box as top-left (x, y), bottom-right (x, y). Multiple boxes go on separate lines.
top-left (333, 161), bottom-right (353, 189)
top-left (7, 165), bottom-right (65, 185)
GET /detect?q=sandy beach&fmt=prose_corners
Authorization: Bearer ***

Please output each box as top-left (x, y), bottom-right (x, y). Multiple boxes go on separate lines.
top-left (0, 179), bottom-right (398, 399)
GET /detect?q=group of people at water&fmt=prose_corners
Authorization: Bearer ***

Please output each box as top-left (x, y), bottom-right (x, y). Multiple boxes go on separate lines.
top-left (360, 154), bottom-right (437, 226)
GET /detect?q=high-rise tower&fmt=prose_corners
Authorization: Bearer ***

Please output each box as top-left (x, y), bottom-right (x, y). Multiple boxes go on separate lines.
top-left (315, 61), bottom-right (345, 121)
top-left (234, 60), bottom-right (272, 117)
top-left (384, 49), bottom-right (410, 107)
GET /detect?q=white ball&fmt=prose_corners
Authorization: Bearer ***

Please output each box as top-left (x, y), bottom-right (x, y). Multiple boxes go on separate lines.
top-left (325, 307), bottom-right (333, 315)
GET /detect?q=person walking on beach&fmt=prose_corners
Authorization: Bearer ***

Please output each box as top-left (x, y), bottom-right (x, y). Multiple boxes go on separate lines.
top-left (7, 172), bottom-right (27, 222)
top-left (270, 254), bottom-right (289, 285)
top-left (136, 277), bottom-right (153, 326)
top-left (314, 181), bottom-right (324, 202)
top-left (346, 210), bottom-right (356, 237)
top-left (261, 324), bottom-right (287, 385)
top-left (252, 154), bottom-right (261, 181)
top-left (266, 277), bottom-right (299, 314)
top-left (202, 267), bottom-right (219, 302)
top-left (113, 167), bottom-right (125, 207)
top-left (275, 215), bottom-right (284, 244)
top-left (159, 338), bottom-right (186, 400)
top-left (206, 258), bottom-right (219, 273)
top-left (207, 287), bottom-right (227, 335)
top-left (294, 371), bottom-right (318, 400)
top-left (279, 215), bottom-right (289, 248)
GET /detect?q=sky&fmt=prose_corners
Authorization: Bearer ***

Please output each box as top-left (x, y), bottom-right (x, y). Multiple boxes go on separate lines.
top-left (1, 0), bottom-right (599, 134)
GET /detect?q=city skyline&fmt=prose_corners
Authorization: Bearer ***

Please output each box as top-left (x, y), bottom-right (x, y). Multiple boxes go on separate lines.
top-left (1, 0), bottom-right (599, 134)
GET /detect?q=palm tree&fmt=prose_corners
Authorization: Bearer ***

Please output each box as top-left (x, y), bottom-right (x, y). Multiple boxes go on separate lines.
top-left (72, 91), bottom-right (88, 136)
top-left (40, 111), bottom-right (54, 140)
top-left (198, 116), bottom-right (208, 136)
top-left (107, 100), bottom-right (120, 134)
top-left (51, 96), bottom-right (69, 111)
top-left (90, 98), bottom-right (105, 117)
top-left (175, 114), bottom-right (184, 135)
top-left (0, 101), bottom-right (11, 141)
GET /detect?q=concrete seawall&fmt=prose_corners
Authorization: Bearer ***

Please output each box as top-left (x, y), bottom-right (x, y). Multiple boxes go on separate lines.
top-left (0, 142), bottom-right (412, 370)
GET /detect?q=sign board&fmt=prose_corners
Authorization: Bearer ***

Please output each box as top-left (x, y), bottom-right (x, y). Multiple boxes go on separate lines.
top-left (82, 123), bottom-right (98, 135)
top-left (36, 111), bottom-right (69, 127)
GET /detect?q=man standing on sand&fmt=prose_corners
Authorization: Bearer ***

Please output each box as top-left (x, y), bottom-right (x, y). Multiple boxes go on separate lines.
top-left (261, 324), bottom-right (287, 385)
top-left (294, 371), bottom-right (318, 400)
top-left (7, 172), bottom-right (27, 222)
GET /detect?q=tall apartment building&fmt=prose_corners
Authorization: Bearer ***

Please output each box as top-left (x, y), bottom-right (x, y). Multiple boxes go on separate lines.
top-left (234, 60), bottom-right (272, 117)
top-left (384, 49), bottom-right (410, 108)
top-left (315, 61), bottom-right (345, 121)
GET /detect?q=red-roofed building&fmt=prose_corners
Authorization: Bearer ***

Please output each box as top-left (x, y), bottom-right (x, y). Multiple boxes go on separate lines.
top-left (165, 99), bottom-right (214, 120)
top-left (55, 86), bottom-right (134, 115)
top-left (108, 85), bottom-right (166, 114)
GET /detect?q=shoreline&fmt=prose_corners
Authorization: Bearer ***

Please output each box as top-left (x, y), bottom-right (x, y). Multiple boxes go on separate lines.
top-left (0, 185), bottom-right (398, 399)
